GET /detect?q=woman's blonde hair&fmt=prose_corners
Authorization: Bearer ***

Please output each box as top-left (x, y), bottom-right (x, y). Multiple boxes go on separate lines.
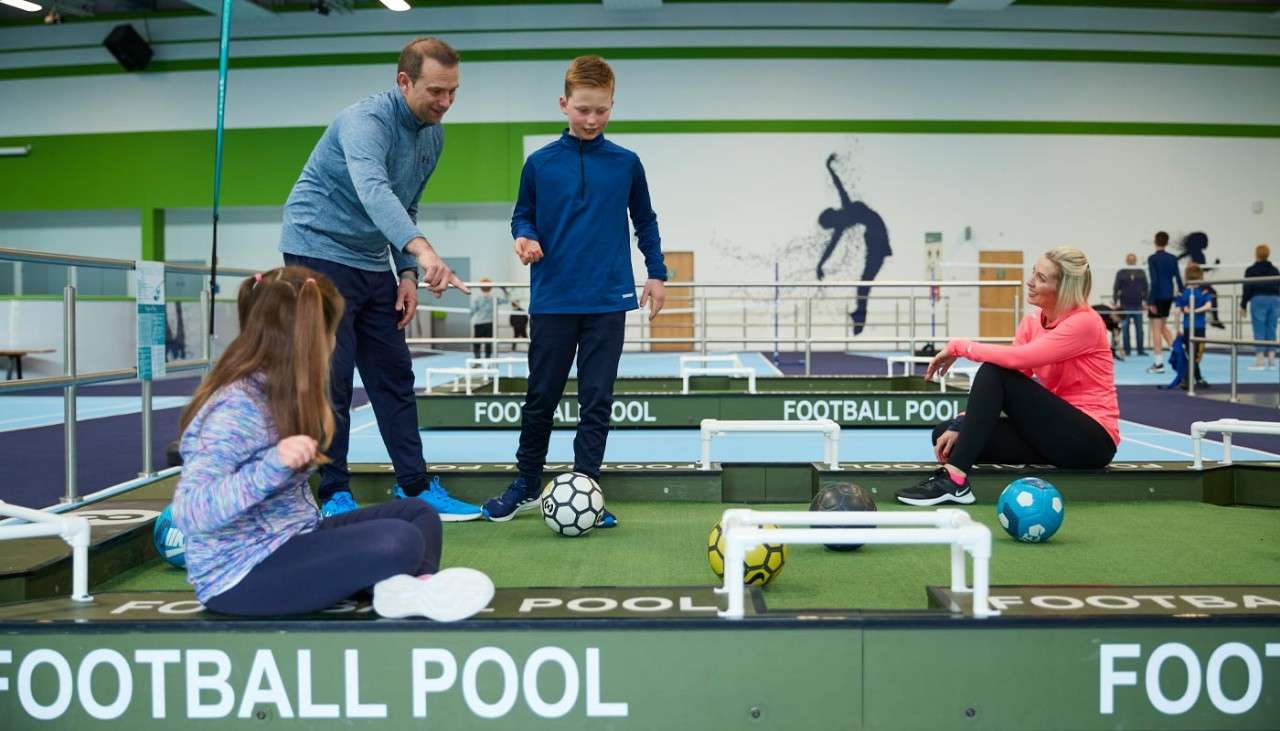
top-left (1257, 244), bottom-right (1271, 262)
top-left (1043, 247), bottom-right (1092, 313)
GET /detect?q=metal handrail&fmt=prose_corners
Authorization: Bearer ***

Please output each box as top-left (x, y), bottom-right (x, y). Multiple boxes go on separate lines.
top-left (0, 246), bottom-right (257, 276)
top-left (452, 279), bottom-right (1021, 289)
top-left (1181, 277), bottom-right (1280, 406)
top-left (1194, 275), bottom-right (1280, 286)
top-left (0, 248), bottom-right (246, 503)
top-left (0, 359), bottom-right (209, 395)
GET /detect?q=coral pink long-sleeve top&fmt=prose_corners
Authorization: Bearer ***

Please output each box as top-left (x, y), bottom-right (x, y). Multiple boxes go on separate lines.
top-left (946, 307), bottom-right (1121, 446)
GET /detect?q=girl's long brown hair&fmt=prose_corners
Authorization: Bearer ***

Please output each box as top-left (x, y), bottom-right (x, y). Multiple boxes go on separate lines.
top-left (180, 266), bottom-right (345, 459)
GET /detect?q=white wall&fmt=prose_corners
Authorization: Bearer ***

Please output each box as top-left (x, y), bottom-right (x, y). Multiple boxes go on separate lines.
top-left (570, 131), bottom-right (1280, 347)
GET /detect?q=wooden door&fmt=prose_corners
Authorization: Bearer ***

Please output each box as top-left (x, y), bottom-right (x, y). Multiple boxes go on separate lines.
top-left (979, 250), bottom-right (1023, 339)
top-left (651, 251), bottom-right (694, 351)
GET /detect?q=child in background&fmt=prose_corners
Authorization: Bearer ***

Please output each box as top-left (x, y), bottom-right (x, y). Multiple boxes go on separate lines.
top-left (172, 266), bottom-right (493, 620)
top-left (1174, 262), bottom-right (1214, 390)
top-left (481, 55), bottom-right (668, 526)
top-left (469, 278), bottom-right (507, 358)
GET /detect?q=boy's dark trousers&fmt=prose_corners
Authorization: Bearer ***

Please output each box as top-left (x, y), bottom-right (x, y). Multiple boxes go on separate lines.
top-left (283, 253), bottom-right (428, 500)
top-left (516, 312), bottom-right (627, 488)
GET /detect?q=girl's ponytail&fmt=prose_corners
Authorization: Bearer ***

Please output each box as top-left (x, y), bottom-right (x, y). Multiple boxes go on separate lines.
top-left (292, 278), bottom-right (336, 459)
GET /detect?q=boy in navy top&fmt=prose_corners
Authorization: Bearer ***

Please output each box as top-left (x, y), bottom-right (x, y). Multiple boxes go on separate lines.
top-left (481, 55), bottom-right (667, 525)
top-left (1146, 231), bottom-right (1183, 374)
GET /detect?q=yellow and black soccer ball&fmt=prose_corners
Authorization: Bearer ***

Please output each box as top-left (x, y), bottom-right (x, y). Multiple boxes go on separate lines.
top-left (707, 520), bottom-right (788, 587)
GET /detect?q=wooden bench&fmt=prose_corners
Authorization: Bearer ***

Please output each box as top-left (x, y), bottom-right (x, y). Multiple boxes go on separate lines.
top-left (0, 348), bottom-right (55, 380)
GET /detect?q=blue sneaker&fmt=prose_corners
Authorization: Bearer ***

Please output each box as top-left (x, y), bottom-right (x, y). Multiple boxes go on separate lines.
top-left (597, 508), bottom-right (618, 529)
top-left (394, 476), bottom-right (483, 522)
top-left (481, 477), bottom-right (541, 523)
top-left (320, 491), bottom-right (359, 518)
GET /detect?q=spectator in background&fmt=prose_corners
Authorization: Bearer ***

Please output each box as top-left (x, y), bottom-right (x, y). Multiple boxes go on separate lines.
top-left (1242, 243), bottom-right (1280, 370)
top-left (1092, 302), bottom-right (1125, 361)
top-left (469, 278), bottom-right (507, 359)
top-left (1177, 232), bottom-right (1224, 329)
top-left (1146, 231), bottom-right (1183, 375)
top-left (1112, 252), bottom-right (1148, 357)
top-left (1174, 262), bottom-right (1214, 390)
top-left (508, 295), bottom-right (529, 351)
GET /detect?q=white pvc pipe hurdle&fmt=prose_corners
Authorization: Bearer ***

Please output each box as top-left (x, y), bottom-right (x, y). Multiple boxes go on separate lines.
top-left (886, 355), bottom-right (934, 376)
top-left (683, 366), bottom-right (757, 395)
top-left (1191, 418), bottom-right (1280, 468)
top-left (680, 354), bottom-right (744, 369)
top-left (713, 508), bottom-right (997, 620)
top-left (0, 500), bottom-right (93, 602)
top-left (699, 418), bottom-right (839, 470)
top-left (425, 366), bottom-right (500, 395)
top-left (465, 356), bottom-right (527, 378)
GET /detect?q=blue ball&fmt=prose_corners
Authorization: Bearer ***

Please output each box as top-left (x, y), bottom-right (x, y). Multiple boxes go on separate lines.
top-left (152, 504), bottom-right (187, 568)
top-left (996, 477), bottom-right (1064, 543)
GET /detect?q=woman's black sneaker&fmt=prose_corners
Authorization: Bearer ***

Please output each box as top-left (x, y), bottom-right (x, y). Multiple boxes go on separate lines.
top-left (895, 467), bottom-right (976, 506)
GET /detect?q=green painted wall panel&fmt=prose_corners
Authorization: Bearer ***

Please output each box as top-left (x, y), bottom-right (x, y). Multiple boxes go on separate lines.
top-left (3, 120), bottom-right (1278, 213)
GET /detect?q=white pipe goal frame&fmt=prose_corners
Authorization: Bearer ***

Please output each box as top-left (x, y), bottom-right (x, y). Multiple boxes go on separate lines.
top-left (0, 500), bottom-right (93, 602)
top-left (1191, 418), bottom-right (1280, 469)
top-left (700, 418), bottom-right (840, 470)
top-left (680, 355), bottom-right (757, 394)
top-left (713, 508), bottom-right (997, 620)
top-left (465, 356), bottom-right (528, 377)
top-left (425, 366), bottom-right (500, 395)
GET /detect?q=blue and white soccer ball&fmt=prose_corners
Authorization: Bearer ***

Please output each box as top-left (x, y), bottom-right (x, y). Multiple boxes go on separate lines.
top-left (152, 504), bottom-right (187, 568)
top-left (996, 477), bottom-right (1064, 543)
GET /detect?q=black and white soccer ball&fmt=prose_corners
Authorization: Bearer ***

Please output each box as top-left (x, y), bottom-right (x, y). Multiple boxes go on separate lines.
top-left (541, 472), bottom-right (605, 537)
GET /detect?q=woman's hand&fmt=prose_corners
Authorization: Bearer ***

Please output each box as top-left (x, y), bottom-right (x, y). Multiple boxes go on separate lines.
top-left (925, 346), bottom-right (958, 381)
top-left (277, 435), bottom-right (319, 471)
top-left (934, 430), bottom-right (959, 463)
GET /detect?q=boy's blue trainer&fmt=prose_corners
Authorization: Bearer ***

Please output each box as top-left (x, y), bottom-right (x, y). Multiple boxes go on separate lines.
top-left (394, 476), bottom-right (483, 522)
top-left (481, 477), bottom-right (541, 523)
top-left (320, 491), bottom-right (359, 518)
top-left (596, 508), bottom-right (618, 529)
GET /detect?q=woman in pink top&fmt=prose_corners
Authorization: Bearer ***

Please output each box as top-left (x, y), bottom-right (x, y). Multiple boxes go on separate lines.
top-left (896, 247), bottom-right (1120, 506)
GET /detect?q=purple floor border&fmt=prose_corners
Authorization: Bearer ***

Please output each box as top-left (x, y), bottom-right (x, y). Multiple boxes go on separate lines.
top-left (4, 387), bottom-right (370, 510)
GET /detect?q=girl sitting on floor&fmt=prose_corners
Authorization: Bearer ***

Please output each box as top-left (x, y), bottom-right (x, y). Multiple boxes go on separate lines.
top-left (172, 266), bottom-right (493, 620)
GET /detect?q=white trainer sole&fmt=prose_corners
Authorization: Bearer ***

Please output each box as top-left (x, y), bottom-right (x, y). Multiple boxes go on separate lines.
top-left (896, 490), bottom-right (977, 507)
top-left (372, 568), bottom-right (495, 622)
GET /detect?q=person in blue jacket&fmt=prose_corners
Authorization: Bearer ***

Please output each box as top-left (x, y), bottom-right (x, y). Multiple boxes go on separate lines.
top-left (1146, 231), bottom-right (1183, 374)
top-left (481, 55), bottom-right (667, 527)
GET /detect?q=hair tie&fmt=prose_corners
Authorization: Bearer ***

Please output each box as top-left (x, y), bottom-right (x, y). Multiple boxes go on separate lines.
top-left (252, 272), bottom-right (263, 288)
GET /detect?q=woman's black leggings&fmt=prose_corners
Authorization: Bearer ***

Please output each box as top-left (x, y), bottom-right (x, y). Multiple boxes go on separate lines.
top-left (939, 364), bottom-right (1116, 473)
top-left (204, 500), bottom-right (442, 616)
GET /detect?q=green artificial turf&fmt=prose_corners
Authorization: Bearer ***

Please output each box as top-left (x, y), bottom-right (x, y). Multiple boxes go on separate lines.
top-left (98, 501), bottom-right (1280, 611)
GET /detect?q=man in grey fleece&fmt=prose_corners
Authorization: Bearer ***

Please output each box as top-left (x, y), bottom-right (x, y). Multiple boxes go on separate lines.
top-left (279, 37), bottom-right (479, 521)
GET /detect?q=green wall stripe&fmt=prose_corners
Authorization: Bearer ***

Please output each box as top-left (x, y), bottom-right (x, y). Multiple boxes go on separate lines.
top-left (1, 120), bottom-right (1276, 212)
top-left (4, 45), bottom-right (1279, 80)
top-left (5, 23), bottom-right (1277, 55)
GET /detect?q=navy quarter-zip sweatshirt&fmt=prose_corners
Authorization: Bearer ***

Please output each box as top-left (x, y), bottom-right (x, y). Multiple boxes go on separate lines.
top-left (512, 130), bottom-right (667, 314)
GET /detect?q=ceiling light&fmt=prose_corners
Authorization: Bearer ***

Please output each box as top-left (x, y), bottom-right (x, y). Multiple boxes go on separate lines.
top-left (1, 0), bottom-right (43, 11)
